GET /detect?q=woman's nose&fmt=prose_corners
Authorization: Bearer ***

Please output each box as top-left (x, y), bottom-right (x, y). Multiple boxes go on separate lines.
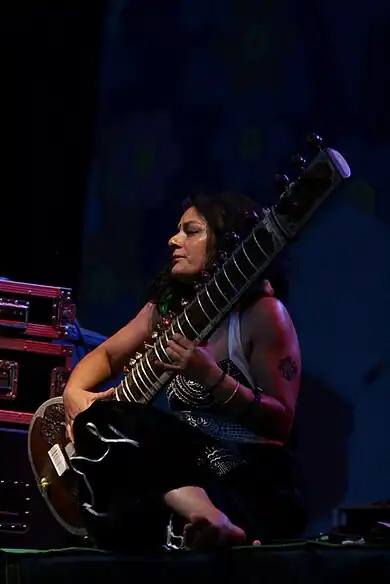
top-left (169, 233), bottom-right (183, 249)
top-left (169, 235), bottom-right (180, 249)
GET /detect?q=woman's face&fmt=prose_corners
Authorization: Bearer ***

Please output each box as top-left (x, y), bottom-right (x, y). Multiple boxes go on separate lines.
top-left (168, 206), bottom-right (212, 280)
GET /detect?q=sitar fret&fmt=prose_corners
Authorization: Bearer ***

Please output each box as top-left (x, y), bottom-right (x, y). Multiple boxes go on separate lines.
top-left (204, 285), bottom-right (220, 313)
top-left (244, 232), bottom-right (270, 266)
top-left (174, 318), bottom-right (186, 337)
top-left (232, 253), bottom-right (251, 281)
top-left (196, 293), bottom-right (213, 321)
top-left (183, 307), bottom-right (201, 336)
top-left (123, 375), bottom-right (137, 401)
top-left (212, 275), bottom-right (229, 303)
top-left (222, 265), bottom-right (238, 293)
top-left (223, 260), bottom-right (247, 292)
top-left (131, 366), bottom-right (150, 401)
top-left (241, 242), bottom-right (258, 271)
top-left (139, 357), bottom-right (155, 388)
top-left (178, 296), bottom-right (214, 340)
top-left (158, 336), bottom-right (171, 362)
top-left (145, 351), bottom-right (160, 381)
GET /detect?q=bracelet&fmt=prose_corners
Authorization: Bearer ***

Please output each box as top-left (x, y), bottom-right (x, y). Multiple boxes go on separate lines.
top-left (240, 390), bottom-right (262, 420)
top-left (217, 380), bottom-right (240, 406)
top-left (207, 370), bottom-right (226, 393)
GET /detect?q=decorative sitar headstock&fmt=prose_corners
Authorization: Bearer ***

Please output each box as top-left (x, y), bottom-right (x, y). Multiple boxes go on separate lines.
top-left (203, 133), bottom-right (350, 254)
top-left (271, 133), bottom-right (351, 240)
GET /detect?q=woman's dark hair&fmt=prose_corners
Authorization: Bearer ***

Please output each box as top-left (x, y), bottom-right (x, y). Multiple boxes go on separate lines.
top-left (149, 192), bottom-right (290, 318)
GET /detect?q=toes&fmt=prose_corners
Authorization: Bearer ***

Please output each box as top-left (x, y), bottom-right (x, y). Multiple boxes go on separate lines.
top-left (183, 513), bottom-right (247, 551)
top-left (184, 517), bottom-right (219, 551)
top-left (229, 524), bottom-right (247, 544)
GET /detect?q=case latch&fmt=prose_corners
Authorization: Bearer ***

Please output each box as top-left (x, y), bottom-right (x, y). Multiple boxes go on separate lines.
top-left (0, 298), bottom-right (29, 330)
top-left (50, 366), bottom-right (71, 397)
top-left (0, 360), bottom-right (19, 400)
top-left (52, 289), bottom-right (76, 335)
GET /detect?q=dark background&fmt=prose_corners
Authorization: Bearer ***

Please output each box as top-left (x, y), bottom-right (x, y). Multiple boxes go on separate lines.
top-left (2, 2), bottom-right (105, 298)
top-left (3, 0), bottom-right (390, 537)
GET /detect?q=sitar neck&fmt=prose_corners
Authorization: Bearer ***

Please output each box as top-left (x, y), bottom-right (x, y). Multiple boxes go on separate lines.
top-left (114, 143), bottom-right (351, 405)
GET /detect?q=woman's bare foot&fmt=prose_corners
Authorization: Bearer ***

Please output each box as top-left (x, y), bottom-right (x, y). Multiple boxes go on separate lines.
top-left (164, 485), bottom-right (248, 551)
top-left (183, 512), bottom-right (246, 551)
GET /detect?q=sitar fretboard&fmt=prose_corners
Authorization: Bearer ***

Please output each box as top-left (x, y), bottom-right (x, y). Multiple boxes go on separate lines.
top-left (114, 146), bottom-right (350, 404)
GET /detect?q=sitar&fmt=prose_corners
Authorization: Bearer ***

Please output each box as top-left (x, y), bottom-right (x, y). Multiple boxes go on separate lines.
top-left (28, 134), bottom-right (351, 537)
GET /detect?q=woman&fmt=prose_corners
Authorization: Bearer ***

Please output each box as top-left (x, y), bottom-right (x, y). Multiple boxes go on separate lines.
top-left (64, 193), bottom-right (306, 552)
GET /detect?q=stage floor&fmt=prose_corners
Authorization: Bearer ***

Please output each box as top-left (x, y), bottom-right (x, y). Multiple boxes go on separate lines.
top-left (1, 542), bottom-right (390, 584)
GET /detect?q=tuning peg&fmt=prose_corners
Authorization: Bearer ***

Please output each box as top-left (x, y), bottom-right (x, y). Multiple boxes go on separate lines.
top-left (275, 192), bottom-right (297, 215)
top-left (195, 271), bottom-right (211, 291)
top-left (135, 352), bottom-right (142, 361)
top-left (275, 173), bottom-right (291, 193)
top-left (291, 154), bottom-right (307, 172)
top-left (224, 231), bottom-right (241, 250)
top-left (244, 209), bottom-right (260, 229)
top-left (306, 133), bottom-right (323, 150)
top-left (217, 250), bottom-right (228, 263)
top-left (152, 331), bottom-right (159, 340)
top-left (129, 358), bottom-right (136, 367)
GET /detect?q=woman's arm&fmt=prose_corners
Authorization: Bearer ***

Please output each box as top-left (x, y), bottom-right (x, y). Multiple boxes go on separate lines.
top-left (65, 302), bottom-right (154, 394)
top-left (211, 297), bottom-right (301, 440)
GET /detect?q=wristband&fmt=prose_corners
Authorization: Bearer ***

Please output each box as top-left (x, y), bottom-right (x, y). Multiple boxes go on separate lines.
top-left (240, 390), bottom-right (262, 420)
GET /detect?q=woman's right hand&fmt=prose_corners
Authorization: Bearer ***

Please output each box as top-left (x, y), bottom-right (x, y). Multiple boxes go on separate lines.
top-left (63, 385), bottom-right (115, 443)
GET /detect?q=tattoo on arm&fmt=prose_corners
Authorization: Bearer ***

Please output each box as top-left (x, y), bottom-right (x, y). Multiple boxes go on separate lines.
top-left (278, 357), bottom-right (298, 381)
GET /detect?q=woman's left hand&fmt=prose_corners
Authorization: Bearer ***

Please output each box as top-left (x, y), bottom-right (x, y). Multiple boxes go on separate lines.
top-left (156, 333), bottom-right (221, 386)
